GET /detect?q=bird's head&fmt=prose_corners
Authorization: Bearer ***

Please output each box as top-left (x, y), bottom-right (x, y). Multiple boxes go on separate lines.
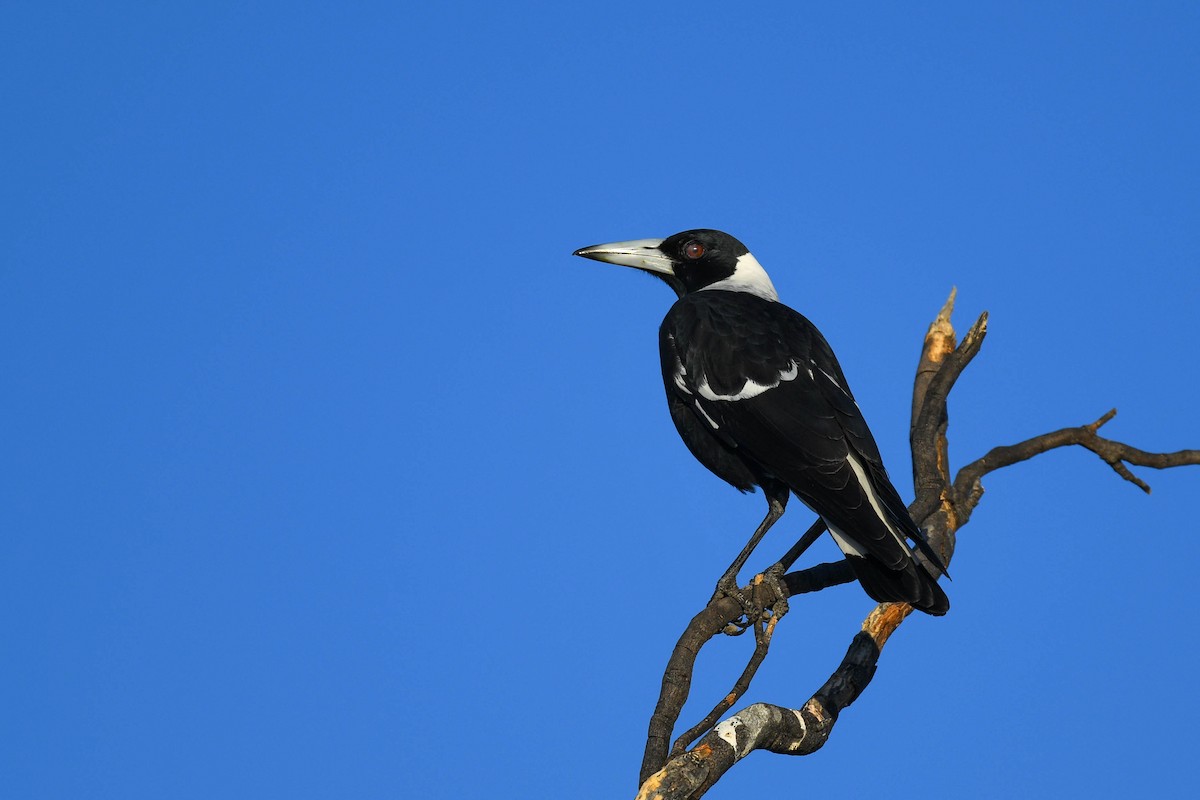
top-left (573, 229), bottom-right (778, 301)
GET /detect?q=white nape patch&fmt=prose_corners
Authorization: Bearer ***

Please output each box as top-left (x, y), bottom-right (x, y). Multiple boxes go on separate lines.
top-left (699, 252), bottom-right (779, 301)
top-left (696, 360), bottom-right (800, 401)
top-left (844, 453), bottom-right (910, 553)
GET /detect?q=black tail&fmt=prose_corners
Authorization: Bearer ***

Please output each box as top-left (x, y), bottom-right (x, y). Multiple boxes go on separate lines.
top-left (844, 554), bottom-right (949, 616)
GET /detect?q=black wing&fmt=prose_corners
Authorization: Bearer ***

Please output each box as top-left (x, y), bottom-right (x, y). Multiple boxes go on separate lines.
top-left (662, 291), bottom-right (948, 611)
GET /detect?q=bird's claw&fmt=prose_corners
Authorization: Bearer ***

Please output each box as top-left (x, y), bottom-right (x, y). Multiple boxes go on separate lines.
top-left (711, 575), bottom-right (769, 635)
top-left (760, 564), bottom-right (790, 621)
top-left (712, 570), bottom-right (790, 636)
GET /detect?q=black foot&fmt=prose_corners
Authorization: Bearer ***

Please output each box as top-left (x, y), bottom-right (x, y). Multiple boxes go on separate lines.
top-left (761, 563), bottom-right (790, 621)
top-left (711, 575), bottom-right (769, 636)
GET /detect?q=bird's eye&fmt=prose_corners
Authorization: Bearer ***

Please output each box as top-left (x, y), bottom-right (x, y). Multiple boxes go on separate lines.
top-left (684, 241), bottom-right (705, 260)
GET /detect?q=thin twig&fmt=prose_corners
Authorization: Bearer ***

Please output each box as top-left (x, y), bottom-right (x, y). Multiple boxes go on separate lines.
top-left (670, 611), bottom-right (780, 757)
top-left (636, 605), bottom-right (914, 800)
top-left (640, 595), bottom-right (740, 783)
top-left (639, 557), bottom-right (849, 782)
top-left (952, 409), bottom-right (1200, 520)
top-left (635, 294), bottom-right (1198, 799)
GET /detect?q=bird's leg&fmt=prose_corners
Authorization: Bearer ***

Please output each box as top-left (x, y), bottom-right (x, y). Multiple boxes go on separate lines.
top-left (712, 488), bottom-right (789, 629)
top-left (772, 517), bottom-right (828, 573)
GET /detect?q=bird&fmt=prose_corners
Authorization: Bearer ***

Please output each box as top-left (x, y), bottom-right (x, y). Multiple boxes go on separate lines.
top-left (573, 229), bottom-right (949, 616)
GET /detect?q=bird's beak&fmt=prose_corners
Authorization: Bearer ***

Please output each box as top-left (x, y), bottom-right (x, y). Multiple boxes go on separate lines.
top-left (572, 238), bottom-right (673, 276)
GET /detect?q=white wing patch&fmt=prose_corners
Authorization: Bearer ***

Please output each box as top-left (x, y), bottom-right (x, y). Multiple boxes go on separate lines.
top-left (844, 453), bottom-right (910, 555)
top-left (694, 402), bottom-right (721, 430)
top-left (795, 498), bottom-right (873, 559)
top-left (813, 361), bottom-right (859, 406)
top-left (826, 521), bottom-right (868, 558)
top-left (668, 336), bottom-right (693, 396)
top-left (816, 365), bottom-right (843, 391)
top-left (673, 362), bottom-right (692, 395)
top-left (696, 360), bottom-right (801, 402)
top-left (667, 336), bottom-right (719, 429)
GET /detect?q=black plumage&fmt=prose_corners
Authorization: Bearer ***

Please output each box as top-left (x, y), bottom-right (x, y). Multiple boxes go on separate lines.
top-left (575, 229), bottom-right (949, 615)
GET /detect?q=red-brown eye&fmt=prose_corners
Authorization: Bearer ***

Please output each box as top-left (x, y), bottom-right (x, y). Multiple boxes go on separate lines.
top-left (684, 241), bottom-right (705, 259)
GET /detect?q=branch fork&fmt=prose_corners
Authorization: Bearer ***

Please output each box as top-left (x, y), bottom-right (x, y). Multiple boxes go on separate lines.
top-left (634, 289), bottom-right (1199, 799)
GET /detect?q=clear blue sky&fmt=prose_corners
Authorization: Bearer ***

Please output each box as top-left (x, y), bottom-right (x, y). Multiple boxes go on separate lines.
top-left (4, 3), bottom-right (1198, 798)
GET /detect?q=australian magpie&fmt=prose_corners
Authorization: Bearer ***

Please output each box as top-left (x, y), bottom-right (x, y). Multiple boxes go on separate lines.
top-left (574, 229), bottom-right (949, 615)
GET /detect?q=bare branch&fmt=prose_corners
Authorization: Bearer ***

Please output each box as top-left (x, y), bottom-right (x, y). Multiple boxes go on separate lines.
top-left (640, 518), bottom-right (843, 780)
top-left (910, 288), bottom-right (958, 431)
top-left (639, 559), bottom-right (856, 783)
top-left (910, 308), bottom-right (988, 514)
top-left (636, 605), bottom-right (913, 800)
top-left (782, 560), bottom-right (855, 596)
top-left (641, 595), bottom-right (741, 783)
top-left (910, 289), bottom-right (958, 488)
top-left (952, 409), bottom-right (1200, 521)
top-left (670, 612), bottom-right (780, 758)
top-left (635, 293), bottom-right (1197, 799)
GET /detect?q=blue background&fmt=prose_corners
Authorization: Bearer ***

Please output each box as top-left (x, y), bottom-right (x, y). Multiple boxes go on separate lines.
top-left (4, 3), bottom-right (1198, 798)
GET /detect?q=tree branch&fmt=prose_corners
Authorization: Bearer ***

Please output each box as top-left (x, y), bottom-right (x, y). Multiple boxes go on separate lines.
top-left (951, 408), bottom-right (1200, 525)
top-left (670, 611), bottom-right (780, 758)
top-left (910, 288), bottom-right (958, 492)
top-left (639, 293), bottom-right (977, 785)
top-left (909, 303), bottom-right (988, 531)
top-left (635, 291), bottom-right (1198, 798)
top-left (637, 605), bottom-right (913, 800)
top-left (638, 554), bottom-right (855, 783)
